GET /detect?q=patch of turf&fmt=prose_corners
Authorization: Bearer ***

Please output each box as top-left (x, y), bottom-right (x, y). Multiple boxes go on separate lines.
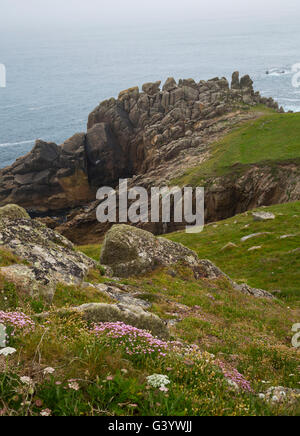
top-left (172, 112), bottom-right (300, 187)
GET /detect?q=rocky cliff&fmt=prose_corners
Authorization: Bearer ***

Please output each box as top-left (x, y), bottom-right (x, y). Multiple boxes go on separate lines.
top-left (0, 72), bottom-right (295, 243)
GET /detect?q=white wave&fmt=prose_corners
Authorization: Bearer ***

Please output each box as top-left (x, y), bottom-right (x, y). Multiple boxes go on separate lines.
top-left (282, 105), bottom-right (300, 113)
top-left (280, 97), bottom-right (300, 102)
top-left (28, 106), bottom-right (48, 111)
top-left (0, 139), bottom-right (35, 148)
top-left (266, 67), bottom-right (292, 76)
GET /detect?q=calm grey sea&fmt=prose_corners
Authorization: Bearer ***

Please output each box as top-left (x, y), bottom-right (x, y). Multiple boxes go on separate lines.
top-left (1, 18), bottom-right (300, 168)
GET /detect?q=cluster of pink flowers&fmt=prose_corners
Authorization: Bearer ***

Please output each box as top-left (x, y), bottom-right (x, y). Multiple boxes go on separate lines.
top-left (217, 360), bottom-right (253, 393)
top-left (91, 322), bottom-right (169, 357)
top-left (0, 311), bottom-right (35, 334)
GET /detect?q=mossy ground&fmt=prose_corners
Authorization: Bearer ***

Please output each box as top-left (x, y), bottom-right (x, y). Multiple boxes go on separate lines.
top-left (0, 203), bottom-right (299, 416)
top-left (167, 201), bottom-right (300, 305)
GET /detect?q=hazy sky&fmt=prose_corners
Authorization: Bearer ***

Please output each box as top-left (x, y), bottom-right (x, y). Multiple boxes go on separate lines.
top-left (1, 0), bottom-right (300, 30)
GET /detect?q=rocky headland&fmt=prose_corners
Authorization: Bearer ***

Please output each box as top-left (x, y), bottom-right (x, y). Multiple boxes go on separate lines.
top-left (1, 72), bottom-right (299, 244)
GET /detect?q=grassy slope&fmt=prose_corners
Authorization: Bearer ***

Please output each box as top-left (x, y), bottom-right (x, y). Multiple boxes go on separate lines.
top-left (1, 210), bottom-right (300, 416)
top-left (172, 111), bottom-right (300, 186)
top-left (168, 202), bottom-right (300, 303)
top-left (71, 202), bottom-right (300, 415)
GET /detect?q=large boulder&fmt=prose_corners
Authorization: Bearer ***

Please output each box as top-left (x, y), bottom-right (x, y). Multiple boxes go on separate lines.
top-left (0, 264), bottom-right (55, 302)
top-left (100, 224), bottom-right (200, 277)
top-left (0, 204), bottom-right (30, 220)
top-left (0, 217), bottom-right (97, 300)
top-left (100, 224), bottom-right (274, 299)
top-left (75, 302), bottom-right (169, 339)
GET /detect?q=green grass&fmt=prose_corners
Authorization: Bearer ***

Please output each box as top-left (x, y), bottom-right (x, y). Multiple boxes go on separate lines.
top-left (172, 112), bottom-right (300, 186)
top-left (76, 244), bottom-right (101, 262)
top-left (167, 201), bottom-right (300, 304)
top-left (52, 283), bottom-right (113, 308)
top-left (0, 248), bottom-right (23, 267)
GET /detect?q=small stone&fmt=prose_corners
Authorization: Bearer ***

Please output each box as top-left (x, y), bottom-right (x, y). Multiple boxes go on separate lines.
top-left (248, 246), bottom-right (262, 252)
top-left (221, 242), bottom-right (238, 251)
top-left (241, 232), bottom-right (271, 242)
top-left (279, 234), bottom-right (296, 239)
top-left (252, 212), bottom-right (275, 222)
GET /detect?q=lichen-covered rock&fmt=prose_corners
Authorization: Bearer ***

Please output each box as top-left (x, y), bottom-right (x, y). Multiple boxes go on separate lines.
top-left (0, 217), bottom-right (97, 294)
top-left (0, 264), bottom-right (55, 302)
top-left (0, 204), bottom-right (30, 220)
top-left (75, 302), bottom-right (169, 339)
top-left (100, 224), bottom-right (199, 277)
top-left (262, 386), bottom-right (300, 405)
top-left (234, 283), bottom-right (273, 299)
top-left (82, 282), bottom-right (151, 309)
top-left (100, 224), bottom-right (274, 299)
top-left (252, 211), bottom-right (275, 221)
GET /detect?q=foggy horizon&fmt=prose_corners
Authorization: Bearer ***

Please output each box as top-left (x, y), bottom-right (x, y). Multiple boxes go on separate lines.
top-left (1, 0), bottom-right (300, 31)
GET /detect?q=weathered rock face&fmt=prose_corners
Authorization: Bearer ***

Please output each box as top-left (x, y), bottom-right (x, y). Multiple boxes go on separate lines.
top-left (0, 72), bottom-right (281, 217)
top-left (0, 217), bottom-right (97, 301)
top-left (0, 135), bottom-right (94, 213)
top-left (56, 160), bottom-right (300, 245)
top-left (204, 161), bottom-right (300, 223)
top-left (85, 123), bottom-right (129, 189)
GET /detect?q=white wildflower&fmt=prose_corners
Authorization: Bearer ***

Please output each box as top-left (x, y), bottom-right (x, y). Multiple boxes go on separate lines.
top-left (20, 376), bottom-right (34, 386)
top-left (43, 367), bottom-right (55, 375)
top-left (40, 409), bottom-right (52, 416)
top-left (0, 347), bottom-right (16, 356)
top-left (68, 381), bottom-right (80, 391)
top-left (146, 374), bottom-right (170, 389)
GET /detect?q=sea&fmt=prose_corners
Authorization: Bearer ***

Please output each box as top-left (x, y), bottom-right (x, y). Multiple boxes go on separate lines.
top-left (1, 17), bottom-right (300, 168)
